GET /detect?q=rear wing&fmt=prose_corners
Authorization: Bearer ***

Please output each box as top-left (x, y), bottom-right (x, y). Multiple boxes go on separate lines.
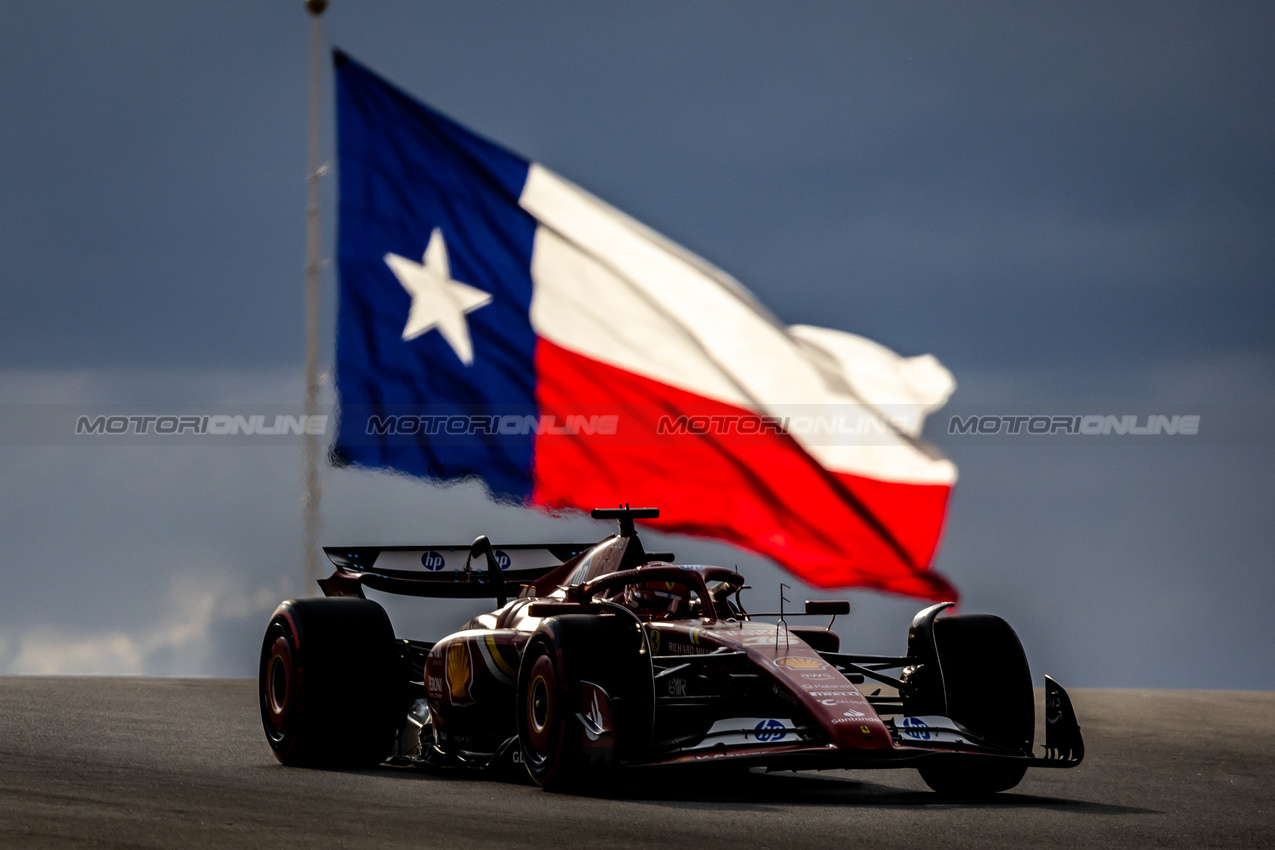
top-left (318, 540), bottom-right (594, 604)
top-left (319, 508), bottom-right (670, 606)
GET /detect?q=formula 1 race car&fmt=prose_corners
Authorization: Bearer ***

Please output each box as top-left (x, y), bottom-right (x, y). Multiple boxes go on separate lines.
top-left (258, 507), bottom-right (1083, 795)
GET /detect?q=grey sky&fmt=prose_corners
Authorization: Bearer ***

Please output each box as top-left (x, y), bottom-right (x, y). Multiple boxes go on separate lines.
top-left (1, 2), bottom-right (1272, 688)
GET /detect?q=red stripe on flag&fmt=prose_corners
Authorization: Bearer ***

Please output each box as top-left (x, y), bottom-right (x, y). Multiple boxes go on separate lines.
top-left (530, 339), bottom-right (956, 601)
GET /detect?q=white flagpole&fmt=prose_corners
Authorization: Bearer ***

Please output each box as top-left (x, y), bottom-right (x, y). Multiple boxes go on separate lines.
top-left (302, 0), bottom-right (327, 591)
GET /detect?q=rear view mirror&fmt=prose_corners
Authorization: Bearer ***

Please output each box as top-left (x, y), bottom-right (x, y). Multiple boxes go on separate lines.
top-left (805, 600), bottom-right (850, 616)
top-left (527, 602), bottom-right (584, 617)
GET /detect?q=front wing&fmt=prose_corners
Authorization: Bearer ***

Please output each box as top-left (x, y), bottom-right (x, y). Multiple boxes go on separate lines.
top-left (634, 655), bottom-right (1084, 772)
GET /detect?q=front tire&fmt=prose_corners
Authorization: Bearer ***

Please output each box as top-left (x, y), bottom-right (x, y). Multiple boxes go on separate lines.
top-left (909, 613), bottom-right (1034, 796)
top-left (918, 756), bottom-right (1027, 797)
top-left (259, 597), bottom-right (404, 767)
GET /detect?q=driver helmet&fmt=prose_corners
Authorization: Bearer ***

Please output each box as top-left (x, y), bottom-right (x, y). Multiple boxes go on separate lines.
top-left (623, 579), bottom-right (691, 619)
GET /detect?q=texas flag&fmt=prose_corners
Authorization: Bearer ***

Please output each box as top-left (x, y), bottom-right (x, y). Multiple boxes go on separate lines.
top-left (332, 53), bottom-right (959, 601)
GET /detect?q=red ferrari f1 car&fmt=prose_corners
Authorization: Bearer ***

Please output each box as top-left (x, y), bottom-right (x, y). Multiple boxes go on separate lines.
top-left (259, 507), bottom-right (1083, 795)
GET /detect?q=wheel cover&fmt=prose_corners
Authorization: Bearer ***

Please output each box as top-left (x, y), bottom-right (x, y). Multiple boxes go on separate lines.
top-left (530, 676), bottom-right (549, 732)
top-left (268, 652), bottom-right (288, 714)
top-left (263, 634), bottom-right (294, 739)
top-left (524, 653), bottom-right (557, 766)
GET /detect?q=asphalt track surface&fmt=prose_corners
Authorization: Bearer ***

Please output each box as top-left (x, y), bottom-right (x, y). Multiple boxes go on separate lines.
top-left (0, 679), bottom-right (1270, 849)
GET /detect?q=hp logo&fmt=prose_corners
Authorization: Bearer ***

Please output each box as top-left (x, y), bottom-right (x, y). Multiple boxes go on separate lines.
top-left (901, 716), bottom-right (931, 740)
top-left (494, 549), bottom-right (512, 571)
top-left (753, 719), bottom-right (787, 743)
top-left (420, 550), bottom-right (446, 571)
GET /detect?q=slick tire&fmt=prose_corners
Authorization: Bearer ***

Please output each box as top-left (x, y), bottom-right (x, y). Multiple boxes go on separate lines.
top-left (259, 597), bottom-right (404, 768)
top-left (516, 613), bottom-right (649, 793)
top-left (913, 614), bottom-right (1033, 796)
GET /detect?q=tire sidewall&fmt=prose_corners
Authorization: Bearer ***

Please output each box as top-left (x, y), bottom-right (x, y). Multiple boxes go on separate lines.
top-left (259, 616), bottom-right (303, 761)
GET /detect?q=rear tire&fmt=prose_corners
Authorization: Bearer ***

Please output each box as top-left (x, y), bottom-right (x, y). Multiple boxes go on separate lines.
top-left (259, 598), bottom-right (404, 768)
top-left (909, 614), bottom-right (1033, 796)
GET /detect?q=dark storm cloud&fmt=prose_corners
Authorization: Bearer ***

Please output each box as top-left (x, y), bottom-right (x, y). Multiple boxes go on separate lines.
top-left (0, 3), bottom-right (311, 369)
top-left (2, 2), bottom-right (1272, 374)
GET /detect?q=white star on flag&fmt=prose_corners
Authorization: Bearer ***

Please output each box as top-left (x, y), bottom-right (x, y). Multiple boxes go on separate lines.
top-left (384, 228), bottom-right (492, 365)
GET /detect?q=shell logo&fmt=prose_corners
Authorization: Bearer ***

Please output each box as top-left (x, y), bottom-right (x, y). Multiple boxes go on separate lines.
top-left (446, 641), bottom-right (473, 700)
top-left (775, 656), bottom-right (825, 670)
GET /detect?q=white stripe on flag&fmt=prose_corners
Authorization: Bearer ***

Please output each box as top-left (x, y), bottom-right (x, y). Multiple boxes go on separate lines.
top-left (521, 164), bottom-right (956, 486)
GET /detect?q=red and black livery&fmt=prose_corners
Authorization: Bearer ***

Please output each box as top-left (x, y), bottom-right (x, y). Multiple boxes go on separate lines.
top-left (259, 507), bottom-right (1083, 795)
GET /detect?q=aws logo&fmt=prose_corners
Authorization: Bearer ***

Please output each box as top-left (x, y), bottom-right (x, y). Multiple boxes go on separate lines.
top-left (421, 550), bottom-right (447, 571)
top-left (1046, 691), bottom-right (1062, 725)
